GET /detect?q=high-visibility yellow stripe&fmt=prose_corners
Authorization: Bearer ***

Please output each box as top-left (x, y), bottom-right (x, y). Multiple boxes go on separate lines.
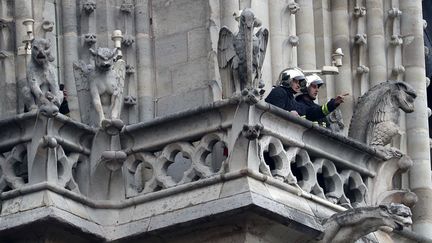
top-left (322, 103), bottom-right (329, 115)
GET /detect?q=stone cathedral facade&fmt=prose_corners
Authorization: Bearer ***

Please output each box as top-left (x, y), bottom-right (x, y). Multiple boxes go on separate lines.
top-left (0, 0), bottom-right (431, 242)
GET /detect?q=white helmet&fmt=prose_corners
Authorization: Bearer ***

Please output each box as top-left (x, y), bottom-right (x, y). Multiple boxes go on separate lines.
top-left (278, 67), bottom-right (306, 87)
top-left (305, 74), bottom-right (324, 88)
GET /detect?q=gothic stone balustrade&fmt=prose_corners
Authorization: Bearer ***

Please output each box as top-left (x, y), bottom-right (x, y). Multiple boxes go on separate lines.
top-left (0, 100), bottom-right (404, 242)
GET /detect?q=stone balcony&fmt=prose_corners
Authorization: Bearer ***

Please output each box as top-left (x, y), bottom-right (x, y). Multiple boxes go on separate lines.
top-left (0, 99), bottom-right (415, 242)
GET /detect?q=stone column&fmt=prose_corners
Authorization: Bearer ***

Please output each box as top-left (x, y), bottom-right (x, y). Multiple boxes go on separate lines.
top-left (61, 0), bottom-right (80, 121)
top-left (1, 0), bottom-right (16, 117)
top-left (268, 0), bottom-right (285, 83)
top-left (331, 0), bottom-right (353, 133)
top-left (135, 0), bottom-right (154, 122)
top-left (296, 0), bottom-right (316, 70)
top-left (366, 0), bottom-right (386, 87)
top-left (220, 0), bottom-right (238, 32)
top-left (400, 0), bottom-right (432, 238)
top-left (14, 0), bottom-right (32, 114)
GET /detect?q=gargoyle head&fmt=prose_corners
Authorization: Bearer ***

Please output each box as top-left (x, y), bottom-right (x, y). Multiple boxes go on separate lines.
top-left (240, 9), bottom-right (260, 29)
top-left (90, 47), bottom-right (117, 71)
top-left (392, 81), bottom-right (417, 113)
top-left (31, 38), bottom-right (55, 66)
top-left (379, 203), bottom-right (413, 230)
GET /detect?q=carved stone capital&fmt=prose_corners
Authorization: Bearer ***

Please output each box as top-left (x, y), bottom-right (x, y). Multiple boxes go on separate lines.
top-left (84, 33), bottom-right (97, 45)
top-left (354, 33), bottom-right (367, 46)
top-left (288, 35), bottom-right (299, 46)
top-left (42, 20), bottom-right (54, 33)
top-left (124, 95), bottom-right (137, 106)
top-left (388, 8), bottom-right (402, 19)
top-left (0, 50), bottom-right (11, 59)
top-left (122, 35), bottom-right (135, 47)
top-left (392, 65), bottom-right (405, 76)
top-left (288, 2), bottom-right (300, 15)
top-left (0, 18), bottom-right (12, 29)
top-left (82, 0), bottom-right (96, 14)
top-left (120, 3), bottom-right (134, 14)
top-left (356, 65), bottom-right (369, 75)
top-left (241, 87), bottom-right (263, 105)
top-left (353, 6), bottom-right (366, 18)
top-left (126, 64), bottom-right (135, 75)
top-left (390, 35), bottom-right (403, 46)
top-left (242, 124), bottom-right (263, 140)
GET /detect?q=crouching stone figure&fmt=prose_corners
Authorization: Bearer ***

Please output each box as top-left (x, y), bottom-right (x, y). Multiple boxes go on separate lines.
top-left (25, 38), bottom-right (63, 117)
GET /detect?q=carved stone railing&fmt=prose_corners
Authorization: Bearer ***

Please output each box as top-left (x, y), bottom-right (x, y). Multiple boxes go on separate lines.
top-left (0, 99), bottom-right (413, 241)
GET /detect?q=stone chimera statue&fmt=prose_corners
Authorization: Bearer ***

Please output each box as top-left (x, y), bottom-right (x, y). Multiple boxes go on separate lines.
top-left (24, 38), bottom-right (64, 117)
top-left (349, 80), bottom-right (416, 158)
top-left (74, 47), bottom-right (126, 133)
top-left (218, 8), bottom-right (268, 98)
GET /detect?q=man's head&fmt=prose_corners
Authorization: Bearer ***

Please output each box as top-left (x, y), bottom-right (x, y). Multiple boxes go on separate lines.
top-left (304, 74), bottom-right (324, 100)
top-left (280, 68), bottom-right (306, 93)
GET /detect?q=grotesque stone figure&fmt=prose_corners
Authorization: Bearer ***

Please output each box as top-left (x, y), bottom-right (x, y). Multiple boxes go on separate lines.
top-left (74, 47), bottom-right (125, 133)
top-left (349, 81), bottom-right (416, 158)
top-left (319, 203), bottom-right (412, 243)
top-left (25, 38), bottom-right (63, 117)
top-left (218, 8), bottom-right (268, 98)
top-left (90, 47), bottom-right (125, 131)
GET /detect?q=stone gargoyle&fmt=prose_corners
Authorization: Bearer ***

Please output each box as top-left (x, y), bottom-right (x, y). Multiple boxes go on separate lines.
top-left (218, 8), bottom-right (268, 99)
top-left (73, 47), bottom-right (125, 134)
top-left (24, 38), bottom-right (64, 117)
top-left (349, 81), bottom-right (416, 158)
top-left (318, 203), bottom-right (412, 243)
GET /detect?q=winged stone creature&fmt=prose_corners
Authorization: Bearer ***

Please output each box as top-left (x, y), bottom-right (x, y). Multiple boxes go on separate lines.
top-left (349, 81), bottom-right (416, 158)
top-left (218, 8), bottom-right (269, 98)
top-left (73, 47), bottom-right (126, 134)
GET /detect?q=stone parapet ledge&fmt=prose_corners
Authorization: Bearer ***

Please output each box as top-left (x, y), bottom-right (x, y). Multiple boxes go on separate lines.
top-left (0, 99), bottom-right (412, 241)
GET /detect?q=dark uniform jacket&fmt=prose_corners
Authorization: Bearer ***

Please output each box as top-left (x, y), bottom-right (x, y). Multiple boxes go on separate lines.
top-left (265, 85), bottom-right (338, 121)
top-left (295, 94), bottom-right (338, 122)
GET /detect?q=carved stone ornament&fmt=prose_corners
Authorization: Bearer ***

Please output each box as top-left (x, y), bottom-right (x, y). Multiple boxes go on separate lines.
top-left (125, 64), bottom-right (135, 75)
top-left (349, 81), bottom-right (416, 159)
top-left (82, 0), bottom-right (96, 14)
top-left (120, 2), bottom-right (134, 14)
top-left (288, 2), bottom-right (300, 15)
top-left (122, 35), bottom-right (135, 47)
top-left (392, 65), bottom-right (405, 76)
top-left (84, 33), bottom-right (97, 45)
top-left (388, 8), bottom-right (402, 19)
top-left (242, 124), bottom-right (263, 140)
top-left (356, 65), bottom-right (369, 75)
top-left (73, 47), bottom-right (126, 132)
top-left (354, 33), bottom-right (367, 46)
top-left (218, 8), bottom-right (268, 100)
top-left (42, 20), bottom-right (54, 32)
top-left (389, 35), bottom-right (403, 46)
top-left (318, 203), bottom-right (412, 243)
top-left (353, 6), bottom-right (366, 18)
top-left (0, 18), bottom-right (11, 29)
top-left (288, 35), bottom-right (299, 46)
top-left (124, 95), bottom-right (137, 106)
top-left (25, 38), bottom-right (64, 117)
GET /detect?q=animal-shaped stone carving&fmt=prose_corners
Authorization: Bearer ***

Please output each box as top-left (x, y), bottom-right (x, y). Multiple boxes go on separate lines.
top-left (218, 8), bottom-right (268, 98)
top-left (25, 38), bottom-right (63, 117)
top-left (319, 203), bottom-right (412, 243)
top-left (349, 81), bottom-right (416, 158)
top-left (73, 47), bottom-right (125, 133)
